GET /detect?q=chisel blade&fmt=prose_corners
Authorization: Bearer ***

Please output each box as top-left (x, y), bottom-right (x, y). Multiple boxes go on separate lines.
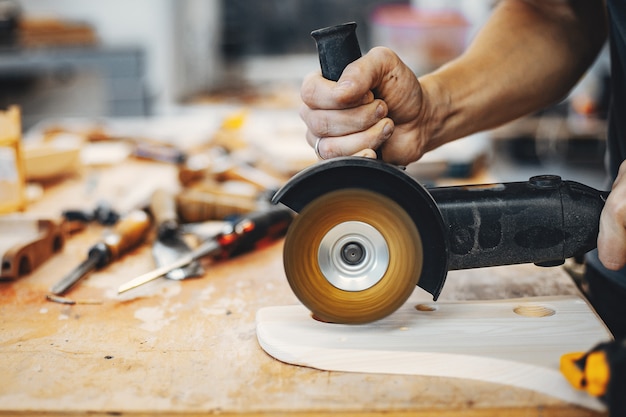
top-left (49, 251), bottom-right (101, 295)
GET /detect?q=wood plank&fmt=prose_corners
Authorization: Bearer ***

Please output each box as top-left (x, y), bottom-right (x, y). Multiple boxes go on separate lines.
top-left (257, 296), bottom-right (611, 412)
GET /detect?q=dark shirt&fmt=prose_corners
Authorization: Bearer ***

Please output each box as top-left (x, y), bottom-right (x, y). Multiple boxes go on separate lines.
top-left (607, 0), bottom-right (626, 180)
top-left (587, 0), bottom-right (626, 289)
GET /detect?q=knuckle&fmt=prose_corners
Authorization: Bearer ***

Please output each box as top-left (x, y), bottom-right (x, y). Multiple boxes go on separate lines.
top-left (299, 104), bottom-right (331, 137)
top-left (350, 101), bottom-right (386, 131)
top-left (310, 114), bottom-right (331, 137)
top-left (369, 46), bottom-right (399, 63)
top-left (300, 73), bottom-right (322, 105)
top-left (606, 195), bottom-right (626, 221)
top-left (300, 82), bottom-right (316, 105)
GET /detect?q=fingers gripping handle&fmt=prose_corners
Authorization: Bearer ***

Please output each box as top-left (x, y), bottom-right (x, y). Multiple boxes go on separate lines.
top-left (311, 22), bottom-right (362, 82)
top-left (311, 23), bottom-right (383, 160)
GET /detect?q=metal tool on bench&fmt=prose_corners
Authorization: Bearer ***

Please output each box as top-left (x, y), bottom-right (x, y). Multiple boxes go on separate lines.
top-left (271, 22), bottom-right (610, 324)
top-left (117, 206), bottom-right (294, 294)
top-left (48, 209), bottom-right (151, 296)
top-left (150, 188), bottom-right (204, 280)
top-left (62, 200), bottom-right (121, 226)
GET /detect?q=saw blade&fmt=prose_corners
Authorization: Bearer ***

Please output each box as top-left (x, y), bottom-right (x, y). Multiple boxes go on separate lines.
top-left (283, 188), bottom-right (423, 324)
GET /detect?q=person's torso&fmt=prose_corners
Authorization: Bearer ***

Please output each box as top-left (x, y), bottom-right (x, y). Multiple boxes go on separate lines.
top-left (607, 0), bottom-right (626, 179)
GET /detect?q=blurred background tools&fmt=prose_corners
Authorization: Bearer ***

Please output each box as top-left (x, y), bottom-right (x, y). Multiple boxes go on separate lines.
top-left (178, 147), bottom-right (282, 192)
top-left (48, 209), bottom-right (151, 297)
top-left (561, 338), bottom-right (626, 416)
top-left (62, 200), bottom-right (121, 226)
top-left (150, 187), bottom-right (204, 281)
top-left (118, 206), bottom-right (293, 294)
top-left (0, 216), bottom-right (65, 280)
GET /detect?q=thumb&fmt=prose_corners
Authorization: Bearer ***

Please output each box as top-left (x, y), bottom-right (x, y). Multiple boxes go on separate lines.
top-left (351, 148), bottom-right (377, 159)
top-left (598, 196), bottom-right (626, 270)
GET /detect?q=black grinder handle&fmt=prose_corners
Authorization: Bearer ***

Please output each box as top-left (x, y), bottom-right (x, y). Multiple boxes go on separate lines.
top-left (311, 22), bottom-right (362, 82)
top-left (429, 175), bottom-right (609, 270)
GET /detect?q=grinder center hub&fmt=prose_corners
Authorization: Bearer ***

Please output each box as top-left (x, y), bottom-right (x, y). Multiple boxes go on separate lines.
top-left (318, 221), bottom-right (389, 292)
top-left (341, 242), bottom-right (365, 265)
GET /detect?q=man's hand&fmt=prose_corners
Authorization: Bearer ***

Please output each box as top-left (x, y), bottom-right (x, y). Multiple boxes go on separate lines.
top-left (300, 47), bottom-right (437, 165)
top-left (599, 160), bottom-right (626, 270)
top-left (299, 1), bottom-right (606, 167)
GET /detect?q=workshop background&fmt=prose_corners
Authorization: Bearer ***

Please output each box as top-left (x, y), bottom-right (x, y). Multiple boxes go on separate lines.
top-left (0, 1), bottom-right (618, 415)
top-left (0, 0), bottom-right (609, 189)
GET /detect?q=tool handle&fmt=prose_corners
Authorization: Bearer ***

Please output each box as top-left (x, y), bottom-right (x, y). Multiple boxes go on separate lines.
top-left (311, 23), bottom-right (383, 160)
top-left (227, 207), bottom-right (294, 256)
top-left (311, 22), bottom-right (362, 82)
top-left (150, 188), bottom-right (179, 238)
top-left (429, 175), bottom-right (607, 270)
top-left (102, 209), bottom-right (151, 262)
top-left (175, 189), bottom-right (258, 223)
top-left (214, 164), bottom-right (282, 192)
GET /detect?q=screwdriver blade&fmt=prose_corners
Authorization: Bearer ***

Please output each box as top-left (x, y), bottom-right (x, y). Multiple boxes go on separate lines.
top-left (118, 239), bottom-right (221, 294)
top-left (117, 254), bottom-right (194, 294)
top-left (49, 254), bottom-right (100, 295)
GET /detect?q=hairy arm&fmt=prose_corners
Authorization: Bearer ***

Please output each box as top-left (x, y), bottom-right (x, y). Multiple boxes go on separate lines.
top-left (301, 0), bottom-right (607, 165)
top-left (419, 0), bottom-right (607, 152)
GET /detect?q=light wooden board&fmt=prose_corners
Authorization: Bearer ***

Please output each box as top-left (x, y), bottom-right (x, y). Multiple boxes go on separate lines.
top-left (257, 296), bottom-right (611, 412)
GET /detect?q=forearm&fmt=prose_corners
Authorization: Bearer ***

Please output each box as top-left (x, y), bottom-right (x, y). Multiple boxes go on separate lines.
top-left (419, 0), bottom-right (607, 151)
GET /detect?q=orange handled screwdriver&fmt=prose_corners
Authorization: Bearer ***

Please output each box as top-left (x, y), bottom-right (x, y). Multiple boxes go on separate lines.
top-left (49, 210), bottom-right (151, 295)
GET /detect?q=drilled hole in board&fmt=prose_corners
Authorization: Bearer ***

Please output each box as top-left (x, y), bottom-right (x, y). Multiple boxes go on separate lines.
top-left (513, 305), bottom-right (556, 318)
top-left (415, 304), bottom-right (437, 312)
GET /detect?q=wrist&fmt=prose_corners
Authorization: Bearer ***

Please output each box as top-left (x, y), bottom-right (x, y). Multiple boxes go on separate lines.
top-left (416, 72), bottom-right (458, 153)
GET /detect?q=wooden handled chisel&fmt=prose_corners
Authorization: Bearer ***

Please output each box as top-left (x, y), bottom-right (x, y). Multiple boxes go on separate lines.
top-left (48, 209), bottom-right (151, 296)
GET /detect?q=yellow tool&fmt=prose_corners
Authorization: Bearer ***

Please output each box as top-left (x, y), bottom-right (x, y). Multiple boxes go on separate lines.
top-left (271, 23), bottom-right (609, 324)
top-left (561, 339), bottom-right (626, 415)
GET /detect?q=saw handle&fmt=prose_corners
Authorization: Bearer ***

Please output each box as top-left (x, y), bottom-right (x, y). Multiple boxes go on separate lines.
top-left (429, 175), bottom-right (608, 270)
top-left (311, 22), bottom-right (362, 82)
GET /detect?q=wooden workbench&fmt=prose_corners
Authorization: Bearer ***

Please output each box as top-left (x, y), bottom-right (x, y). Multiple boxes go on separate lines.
top-left (0, 158), bottom-right (608, 416)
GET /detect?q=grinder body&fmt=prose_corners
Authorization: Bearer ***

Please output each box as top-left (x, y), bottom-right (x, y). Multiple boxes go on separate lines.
top-left (432, 176), bottom-right (606, 271)
top-left (273, 157), bottom-right (607, 302)
top-left (272, 22), bottom-right (609, 323)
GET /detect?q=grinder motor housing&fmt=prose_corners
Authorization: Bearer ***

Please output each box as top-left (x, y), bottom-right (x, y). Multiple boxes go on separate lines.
top-left (272, 157), bottom-right (608, 300)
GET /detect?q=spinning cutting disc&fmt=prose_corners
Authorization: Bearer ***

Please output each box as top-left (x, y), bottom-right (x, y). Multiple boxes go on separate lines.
top-left (283, 188), bottom-right (423, 324)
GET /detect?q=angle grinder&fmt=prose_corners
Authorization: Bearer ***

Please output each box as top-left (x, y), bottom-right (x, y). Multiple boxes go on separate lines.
top-left (272, 22), bottom-right (609, 324)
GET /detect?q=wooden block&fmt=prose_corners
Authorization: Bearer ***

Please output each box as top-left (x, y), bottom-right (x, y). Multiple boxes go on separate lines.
top-left (257, 296), bottom-right (611, 412)
top-left (0, 106), bottom-right (25, 213)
